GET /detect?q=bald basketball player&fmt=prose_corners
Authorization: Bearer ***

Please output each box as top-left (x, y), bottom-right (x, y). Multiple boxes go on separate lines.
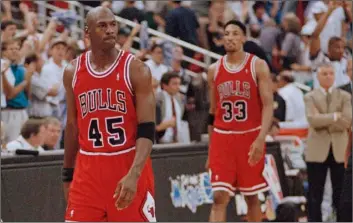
top-left (62, 6), bottom-right (156, 222)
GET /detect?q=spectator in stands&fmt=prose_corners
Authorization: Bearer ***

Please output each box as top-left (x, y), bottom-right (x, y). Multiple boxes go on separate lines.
top-left (1, 20), bottom-right (17, 42)
top-left (156, 72), bottom-right (184, 144)
top-left (277, 13), bottom-right (302, 70)
top-left (339, 59), bottom-right (352, 94)
top-left (165, 1), bottom-right (203, 59)
top-left (271, 74), bottom-right (286, 122)
top-left (1, 40), bottom-right (34, 143)
top-left (249, 1), bottom-right (270, 28)
top-left (40, 39), bottom-right (67, 119)
top-left (169, 46), bottom-right (192, 97)
top-left (145, 44), bottom-right (169, 83)
top-left (259, 19), bottom-right (281, 63)
top-left (27, 53), bottom-right (59, 119)
top-left (307, 1), bottom-right (351, 54)
top-left (1, 1), bottom-right (12, 21)
top-left (42, 117), bottom-right (61, 150)
top-left (5, 119), bottom-right (46, 153)
top-left (304, 63), bottom-right (352, 222)
top-left (310, 2), bottom-right (351, 89)
top-left (277, 71), bottom-right (307, 128)
top-left (118, 0), bottom-right (145, 23)
top-left (290, 21), bottom-right (314, 85)
top-left (205, 1), bottom-right (226, 55)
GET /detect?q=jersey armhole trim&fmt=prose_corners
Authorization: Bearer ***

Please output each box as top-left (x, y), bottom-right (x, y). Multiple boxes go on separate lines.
top-left (72, 55), bottom-right (82, 89)
top-left (124, 54), bottom-right (134, 95)
top-left (250, 56), bottom-right (258, 86)
top-left (213, 58), bottom-right (221, 81)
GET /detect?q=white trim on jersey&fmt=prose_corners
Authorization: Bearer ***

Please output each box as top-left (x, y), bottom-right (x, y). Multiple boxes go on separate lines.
top-left (250, 55), bottom-right (258, 86)
top-left (72, 54), bottom-right (82, 89)
top-left (79, 146), bottom-right (135, 156)
top-left (213, 58), bottom-right (222, 81)
top-left (214, 126), bottom-right (261, 134)
top-left (212, 186), bottom-right (235, 196)
top-left (238, 183), bottom-right (267, 191)
top-left (124, 54), bottom-right (134, 95)
top-left (212, 182), bottom-right (236, 191)
top-left (223, 53), bottom-right (250, 73)
top-left (85, 50), bottom-right (123, 78)
top-left (239, 186), bottom-right (270, 196)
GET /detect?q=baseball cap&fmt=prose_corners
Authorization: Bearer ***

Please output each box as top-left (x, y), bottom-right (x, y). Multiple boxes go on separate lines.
top-left (311, 1), bottom-right (328, 14)
top-left (50, 38), bottom-right (67, 49)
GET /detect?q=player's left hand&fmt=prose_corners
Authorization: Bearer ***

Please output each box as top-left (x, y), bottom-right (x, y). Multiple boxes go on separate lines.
top-left (114, 173), bottom-right (138, 210)
top-left (248, 137), bottom-right (265, 166)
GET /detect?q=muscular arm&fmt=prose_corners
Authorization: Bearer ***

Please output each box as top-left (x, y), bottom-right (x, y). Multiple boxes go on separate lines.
top-left (62, 59), bottom-right (80, 169)
top-left (207, 63), bottom-right (217, 145)
top-left (128, 58), bottom-right (156, 178)
top-left (255, 59), bottom-right (274, 140)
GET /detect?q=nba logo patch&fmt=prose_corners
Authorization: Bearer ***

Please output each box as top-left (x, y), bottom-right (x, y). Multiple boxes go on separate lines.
top-left (116, 72), bottom-right (120, 81)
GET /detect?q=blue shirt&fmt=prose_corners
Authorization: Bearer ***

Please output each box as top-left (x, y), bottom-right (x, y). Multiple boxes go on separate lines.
top-left (7, 64), bottom-right (29, 108)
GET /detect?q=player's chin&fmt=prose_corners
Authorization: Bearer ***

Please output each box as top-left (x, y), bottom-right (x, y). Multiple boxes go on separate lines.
top-left (225, 47), bottom-right (236, 53)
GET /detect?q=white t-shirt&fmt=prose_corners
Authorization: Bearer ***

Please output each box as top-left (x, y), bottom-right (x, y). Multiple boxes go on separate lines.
top-left (6, 135), bottom-right (44, 153)
top-left (145, 59), bottom-right (169, 82)
top-left (278, 83), bottom-right (308, 128)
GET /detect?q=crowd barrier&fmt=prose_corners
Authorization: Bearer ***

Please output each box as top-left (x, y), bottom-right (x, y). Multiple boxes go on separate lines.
top-left (1, 142), bottom-right (289, 222)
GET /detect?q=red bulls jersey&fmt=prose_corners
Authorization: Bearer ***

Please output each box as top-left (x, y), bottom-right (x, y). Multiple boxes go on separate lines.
top-left (72, 50), bottom-right (137, 153)
top-left (213, 53), bottom-right (262, 132)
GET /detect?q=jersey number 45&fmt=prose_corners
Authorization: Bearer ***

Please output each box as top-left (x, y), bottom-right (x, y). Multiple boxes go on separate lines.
top-left (88, 117), bottom-right (126, 148)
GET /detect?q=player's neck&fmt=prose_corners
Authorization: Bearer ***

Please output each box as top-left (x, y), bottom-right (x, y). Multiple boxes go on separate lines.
top-left (226, 50), bottom-right (246, 65)
top-left (90, 48), bottom-right (119, 66)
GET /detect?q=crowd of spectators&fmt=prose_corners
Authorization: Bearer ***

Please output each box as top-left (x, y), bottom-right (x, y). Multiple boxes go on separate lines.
top-left (1, 0), bottom-right (352, 221)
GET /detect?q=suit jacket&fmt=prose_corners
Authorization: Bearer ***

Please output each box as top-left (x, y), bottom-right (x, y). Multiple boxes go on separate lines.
top-left (339, 82), bottom-right (352, 95)
top-left (156, 91), bottom-right (184, 121)
top-left (304, 88), bottom-right (352, 163)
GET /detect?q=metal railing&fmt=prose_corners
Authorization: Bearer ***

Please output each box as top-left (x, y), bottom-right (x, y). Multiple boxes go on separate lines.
top-left (16, 1), bottom-right (310, 92)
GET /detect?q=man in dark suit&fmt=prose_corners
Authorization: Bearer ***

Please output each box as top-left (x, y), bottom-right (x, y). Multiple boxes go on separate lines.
top-left (339, 59), bottom-right (352, 94)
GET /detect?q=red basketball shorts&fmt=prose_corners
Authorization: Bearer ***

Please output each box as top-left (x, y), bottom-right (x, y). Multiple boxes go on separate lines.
top-left (65, 148), bottom-right (156, 222)
top-left (209, 128), bottom-right (269, 196)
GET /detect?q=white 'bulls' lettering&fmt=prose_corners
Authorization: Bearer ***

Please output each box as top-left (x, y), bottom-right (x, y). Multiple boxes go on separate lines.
top-left (217, 80), bottom-right (250, 100)
top-left (78, 88), bottom-right (127, 118)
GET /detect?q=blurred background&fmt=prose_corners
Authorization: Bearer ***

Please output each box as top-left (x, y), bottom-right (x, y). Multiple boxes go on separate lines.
top-left (1, 0), bottom-right (352, 222)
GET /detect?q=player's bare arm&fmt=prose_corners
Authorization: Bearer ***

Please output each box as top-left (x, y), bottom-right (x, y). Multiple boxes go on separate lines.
top-left (62, 59), bottom-right (80, 201)
top-left (248, 58), bottom-right (273, 166)
top-left (206, 62), bottom-right (217, 170)
top-left (114, 58), bottom-right (156, 210)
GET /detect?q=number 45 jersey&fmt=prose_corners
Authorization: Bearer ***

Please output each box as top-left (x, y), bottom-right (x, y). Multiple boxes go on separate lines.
top-left (213, 53), bottom-right (262, 133)
top-left (73, 50), bottom-right (137, 153)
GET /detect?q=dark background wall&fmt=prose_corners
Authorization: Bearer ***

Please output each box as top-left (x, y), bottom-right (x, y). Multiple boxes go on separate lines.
top-left (1, 142), bottom-right (285, 222)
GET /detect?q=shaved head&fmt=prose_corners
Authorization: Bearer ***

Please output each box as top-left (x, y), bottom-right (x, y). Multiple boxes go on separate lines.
top-left (85, 6), bottom-right (115, 31)
top-left (84, 6), bottom-right (118, 50)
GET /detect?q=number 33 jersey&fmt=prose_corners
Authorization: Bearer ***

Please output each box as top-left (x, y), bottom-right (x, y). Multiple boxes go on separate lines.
top-left (72, 50), bottom-right (137, 153)
top-left (213, 53), bottom-right (262, 132)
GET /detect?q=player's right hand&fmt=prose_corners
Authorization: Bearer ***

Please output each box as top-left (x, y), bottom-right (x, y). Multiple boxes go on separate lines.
top-left (63, 182), bottom-right (71, 202)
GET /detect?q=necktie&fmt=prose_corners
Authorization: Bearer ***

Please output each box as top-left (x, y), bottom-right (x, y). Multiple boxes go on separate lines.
top-left (171, 96), bottom-right (177, 143)
top-left (326, 91), bottom-right (331, 111)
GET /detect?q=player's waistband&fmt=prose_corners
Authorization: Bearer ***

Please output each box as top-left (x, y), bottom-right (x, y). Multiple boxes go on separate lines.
top-left (213, 126), bottom-right (261, 134)
top-left (79, 146), bottom-right (135, 156)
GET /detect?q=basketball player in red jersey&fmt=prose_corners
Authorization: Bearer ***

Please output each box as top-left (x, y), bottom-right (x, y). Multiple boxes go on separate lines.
top-left (206, 20), bottom-right (273, 222)
top-left (62, 7), bottom-right (156, 222)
